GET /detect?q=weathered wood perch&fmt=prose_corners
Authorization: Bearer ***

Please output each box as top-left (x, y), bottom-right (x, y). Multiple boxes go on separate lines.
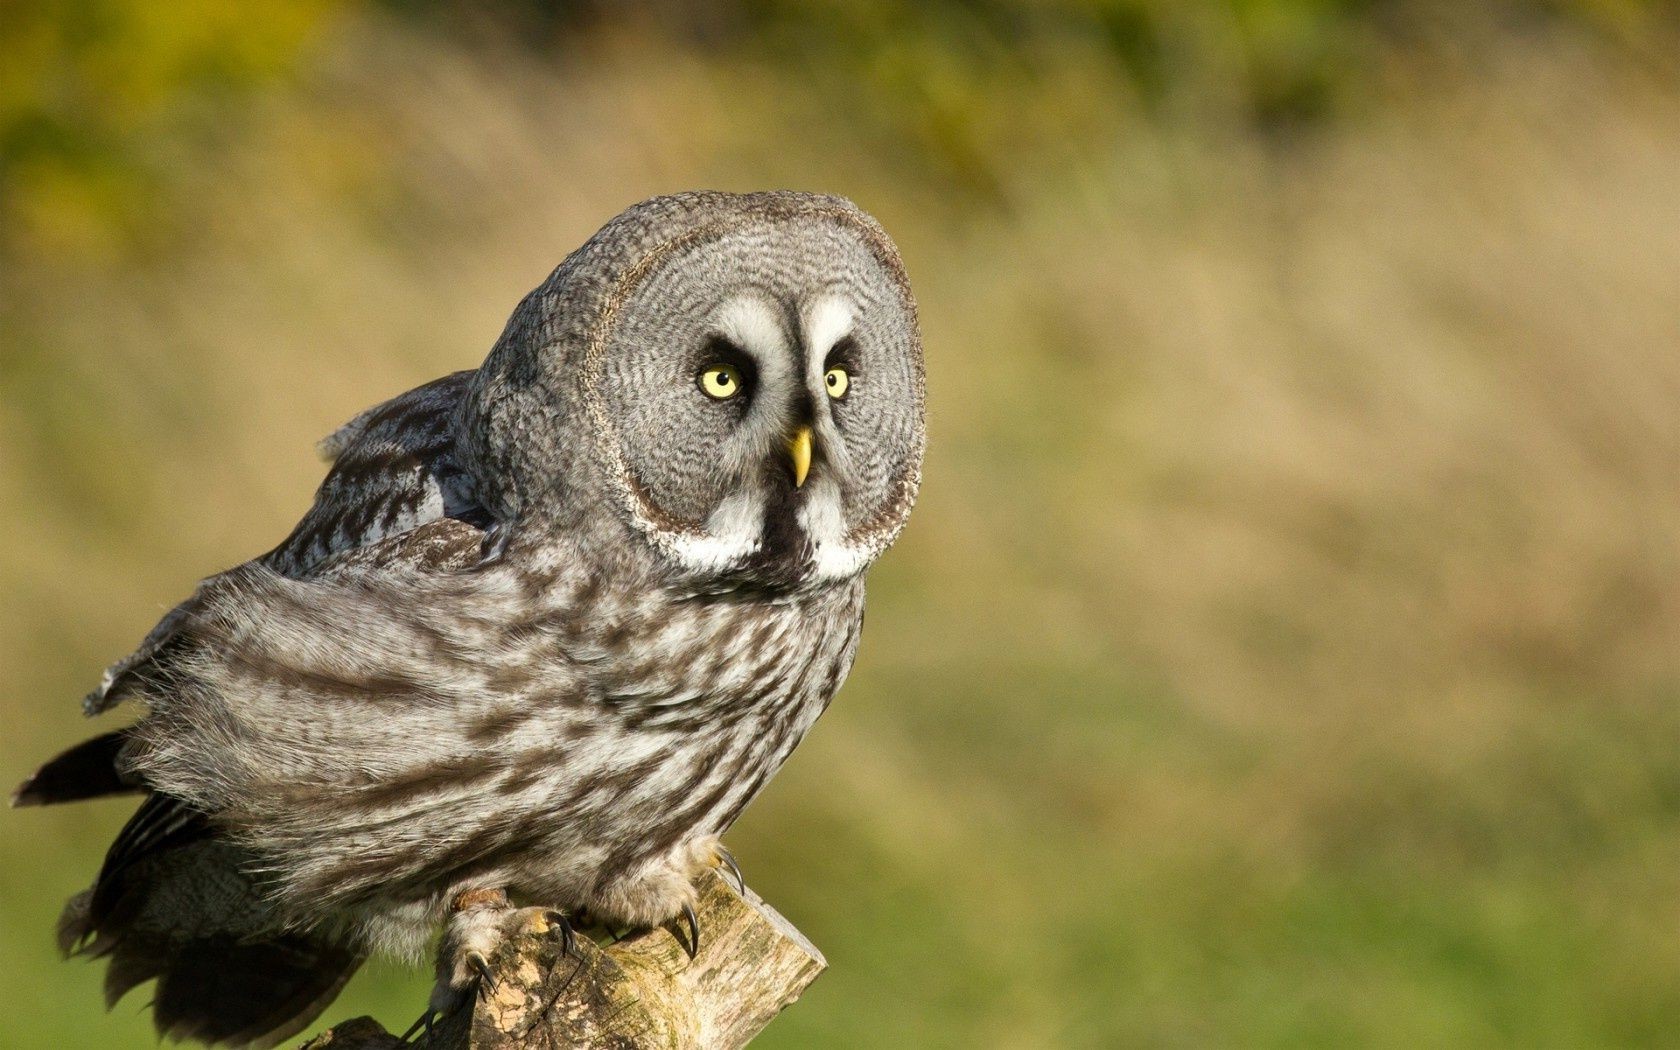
top-left (300, 870), bottom-right (825, 1049)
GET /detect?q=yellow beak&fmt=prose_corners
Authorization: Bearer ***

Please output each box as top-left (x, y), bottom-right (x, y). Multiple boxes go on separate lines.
top-left (787, 426), bottom-right (813, 488)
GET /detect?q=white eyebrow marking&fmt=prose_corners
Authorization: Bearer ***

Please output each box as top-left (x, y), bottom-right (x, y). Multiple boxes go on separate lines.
top-left (805, 295), bottom-right (855, 360)
top-left (714, 295), bottom-right (787, 357)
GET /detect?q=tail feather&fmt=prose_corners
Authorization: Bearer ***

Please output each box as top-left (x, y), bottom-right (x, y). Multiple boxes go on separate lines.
top-left (153, 935), bottom-right (364, 1049)
top-left (12, 730), bottom-right (139, 807)
top-left (65, 793), bottom-right (366, 1047)
top-left (56, 889), bottom-right (94, 956)
top-left (100, 929), bottom-right (167, 1008)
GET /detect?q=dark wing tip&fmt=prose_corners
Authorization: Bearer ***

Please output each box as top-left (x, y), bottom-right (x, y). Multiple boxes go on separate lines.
top-left (12, 730), bottom-right (138, 808)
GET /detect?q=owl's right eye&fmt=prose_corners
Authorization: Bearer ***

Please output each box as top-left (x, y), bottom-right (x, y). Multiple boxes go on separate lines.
top-left (698, 363), bottom-right (744, 400)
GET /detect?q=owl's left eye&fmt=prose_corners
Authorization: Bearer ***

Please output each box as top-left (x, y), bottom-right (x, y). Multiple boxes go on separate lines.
top-left (698, 363), bottom-right (744, 400)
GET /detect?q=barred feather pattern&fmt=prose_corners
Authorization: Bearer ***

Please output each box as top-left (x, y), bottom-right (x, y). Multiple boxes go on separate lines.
top-left (264, 370), bottom-right (484, 577)
top-left (33, 192), bottom-right (923, 1044)
top-left (84, 372), bottom-right (487, 717)
top-left (123, 537), bottom-right (864, 957)
top-left (114, 352), bottom-right (874, 960)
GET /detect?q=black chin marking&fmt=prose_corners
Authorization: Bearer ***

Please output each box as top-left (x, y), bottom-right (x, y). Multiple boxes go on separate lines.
top-left (740, 466), bottom-right (812, 588)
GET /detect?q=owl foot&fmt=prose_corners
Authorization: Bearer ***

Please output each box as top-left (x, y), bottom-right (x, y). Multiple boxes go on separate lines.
top-left (423, 887), bottom-right (575, 1026)
top-left (660, 845), bottom-right (743, 957)
top-left (682, 834), bottom-right (745, 895)
top-left (581, 836), bottom-right (745, 962)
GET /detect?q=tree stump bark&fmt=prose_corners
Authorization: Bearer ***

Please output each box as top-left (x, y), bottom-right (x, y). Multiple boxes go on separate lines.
top-left (300, 870), bottom-right (825, 1049)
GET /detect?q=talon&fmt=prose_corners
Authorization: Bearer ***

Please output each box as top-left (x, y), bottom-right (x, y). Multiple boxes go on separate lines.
top-left (543, 908), bottom-right (576, 956)
top-left (468, 949), bottom-right (497, 995)
top-left (400, 1009), bottom-right (438, 1044)
top-left (680, 901), bottom-right (700, 960)
top-left (715, 845), bottom-right (745, 895)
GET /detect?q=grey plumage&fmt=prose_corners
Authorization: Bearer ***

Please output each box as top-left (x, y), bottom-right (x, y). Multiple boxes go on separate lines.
top-left (15, 190), bottom-right (924, 1047)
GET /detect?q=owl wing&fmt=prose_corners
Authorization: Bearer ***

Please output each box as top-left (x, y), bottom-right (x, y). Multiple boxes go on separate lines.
top-left (263, 369), bottom-right (486, 576)
top-left (112, 521), bottom-right (560, 917)
top-left (21, 511), bottom-right (491, 1047)
top-left (81, 370), bottom-right (486, 717)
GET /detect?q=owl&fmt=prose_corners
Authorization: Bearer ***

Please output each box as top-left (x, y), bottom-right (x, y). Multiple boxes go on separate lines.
top-left (12, 191), bottom-right (925, 1048)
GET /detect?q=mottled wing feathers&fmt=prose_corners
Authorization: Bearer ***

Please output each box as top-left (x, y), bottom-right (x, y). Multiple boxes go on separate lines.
top-left (309, 514), bottom-right (489, 579)
top-left (82, 370), bottom-right (486, 716)
top-left (121, 524), bottom-right (536, 802)
top-left (315, 369), bottom-right (470, 463)
top-left (267, 370), bottom-right (483, 577)
top-left (51, 374), bottom-right (497, 1043)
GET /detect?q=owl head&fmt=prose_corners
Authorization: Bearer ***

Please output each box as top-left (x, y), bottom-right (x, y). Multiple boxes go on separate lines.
top-left (464, 192), bottom-right (925, 588)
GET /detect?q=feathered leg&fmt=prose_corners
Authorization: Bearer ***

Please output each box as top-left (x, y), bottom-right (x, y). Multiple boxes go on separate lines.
top-left (408, 887), bottom-right (574, 1039)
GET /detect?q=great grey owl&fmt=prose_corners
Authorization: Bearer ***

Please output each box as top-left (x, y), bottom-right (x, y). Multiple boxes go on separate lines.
top-left (12, 191), bottom-right (925, 1047)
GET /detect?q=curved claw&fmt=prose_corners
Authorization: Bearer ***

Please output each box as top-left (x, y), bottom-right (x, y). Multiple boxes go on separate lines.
top-left (679, 901), bottom-right (701, 960)
top-left (399, 1008), bottom-right (438, 1045)
top-left (716, 845), bottom-right (746, 895)
top-left (468, 950), bottom-right (497, 997)
top-left (542, 908), bottom-right (577, 957)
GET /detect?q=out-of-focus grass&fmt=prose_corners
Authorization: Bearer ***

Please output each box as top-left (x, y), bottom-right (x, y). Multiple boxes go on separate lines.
top-left (1, 9), bottom-right (1676, 1049)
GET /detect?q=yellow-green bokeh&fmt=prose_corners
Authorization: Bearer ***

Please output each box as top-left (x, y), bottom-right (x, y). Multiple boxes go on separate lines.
top-left (2, 3), bottom-right (1676, 1047)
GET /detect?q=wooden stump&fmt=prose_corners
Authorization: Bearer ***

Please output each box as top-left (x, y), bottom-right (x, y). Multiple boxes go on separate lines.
top-left (301, 871), bottom-right (826, 1049)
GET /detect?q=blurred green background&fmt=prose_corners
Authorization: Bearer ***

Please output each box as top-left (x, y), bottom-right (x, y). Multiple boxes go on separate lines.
top-left (2, 1), bottom-right (1678, 1046)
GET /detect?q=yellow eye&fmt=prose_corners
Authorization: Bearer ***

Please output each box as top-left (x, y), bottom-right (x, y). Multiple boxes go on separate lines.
top-left (698, 363), bottom-right (743, 400)
top-left (824, 366), bottom-right (850, 399)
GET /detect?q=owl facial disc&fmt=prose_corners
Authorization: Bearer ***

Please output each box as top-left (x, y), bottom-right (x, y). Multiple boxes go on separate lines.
top-left (584, 198), bottom-right (924, 589)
